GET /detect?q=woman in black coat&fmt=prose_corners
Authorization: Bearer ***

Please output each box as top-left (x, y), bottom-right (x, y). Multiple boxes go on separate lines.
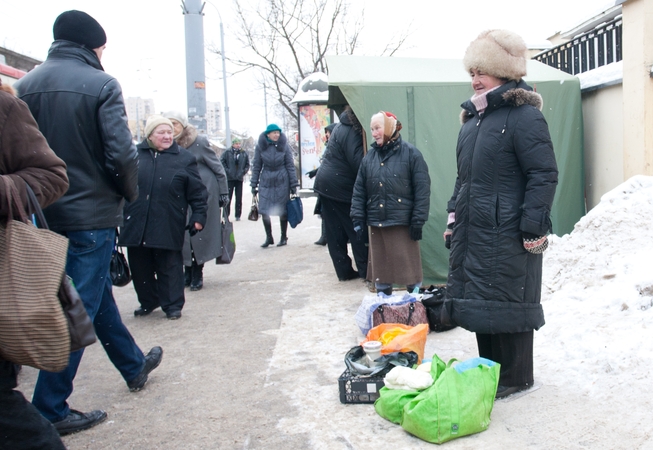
top-left (351, 111), bottom-right (431, 294)
top-left (250, 123), bottom-right (299, 247)
top-left (119, 116), bottom-right (208, 320)
top-left (445, 30), bottom-right (558, 398)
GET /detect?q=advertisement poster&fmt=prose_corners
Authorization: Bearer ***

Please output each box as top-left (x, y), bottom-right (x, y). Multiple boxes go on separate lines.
top-left (298, 104), bottom-right (331, 189)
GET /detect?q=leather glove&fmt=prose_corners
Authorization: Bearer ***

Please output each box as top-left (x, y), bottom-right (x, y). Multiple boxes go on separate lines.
top-left (219, 194), bottom-right (230, 207)
top-left (523, 232), bottom-right (549, 254)
top-left (410, 225), bottom-right (423, 241)
top-left (307, 168), bottom-right (318, 179)
top-left (251, 187), bottom-right (258, 195)
top-left (353, 221), bottom-right (364, 242)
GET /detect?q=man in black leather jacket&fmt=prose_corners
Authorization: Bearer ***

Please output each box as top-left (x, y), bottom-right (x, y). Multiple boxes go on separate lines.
top-left (14, 10), bottom-right (162, 436)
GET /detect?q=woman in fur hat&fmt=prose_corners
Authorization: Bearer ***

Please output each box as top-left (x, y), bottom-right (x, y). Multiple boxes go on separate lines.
top-left (250, 124), bottom-right (300, 247)
top-left (350, 111), bottom-right (431, 294)
top-left (163, 111), bottom-right (229, 291)
top-left (443, 30), bottom-right (558, 398)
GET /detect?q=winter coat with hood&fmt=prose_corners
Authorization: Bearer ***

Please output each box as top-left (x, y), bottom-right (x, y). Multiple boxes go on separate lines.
top-left (119, 140), bottom-right (208, 251)
top-left (446, 79), bottom-right (558, 335)
top-left (350, 136), bottom-right (430, 228)
top-left (14, 40), bottom-right (138, 232)
top-left (175, 125), bottom-right (228, 265)
top-left (250, 132), bottom-right (299, 216)
top-left (220, 144), bottom-right (250, 182)
top-left (313, 109), bottom-right (364, 203)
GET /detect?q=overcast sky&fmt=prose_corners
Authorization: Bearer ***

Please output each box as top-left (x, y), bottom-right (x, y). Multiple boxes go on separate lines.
top-left (1, 0), bottom-right (614, 136)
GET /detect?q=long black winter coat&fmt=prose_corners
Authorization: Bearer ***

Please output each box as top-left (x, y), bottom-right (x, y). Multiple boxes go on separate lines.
top-left (14, 40), bottom-right (138, 232)
top-left (313, 109), bottom-right (364, 203)
top-left (250, 132), bottom-right (299, 216)
top-left (119, 141), bottom-right (208, 251)
top-left (220, 146), bottom-right (250, 181)
top-left (446, 80), bottom-right (558, 334)
top-left (351, 136), bottom-right (430, 227)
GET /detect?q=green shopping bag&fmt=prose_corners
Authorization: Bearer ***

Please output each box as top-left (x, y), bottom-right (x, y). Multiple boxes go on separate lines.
top-left (374, 355), bottom-right (447, 424)
top-left (400, 357), bottom-right (500, 444)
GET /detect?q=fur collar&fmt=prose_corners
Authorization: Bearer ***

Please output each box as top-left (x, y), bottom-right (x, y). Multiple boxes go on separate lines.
top-left (257, 130), bottom-right (288, 150)
top-left (176, 125), bottom-right (198, 149)
top-left (460, 83), bottom-right (543, 124)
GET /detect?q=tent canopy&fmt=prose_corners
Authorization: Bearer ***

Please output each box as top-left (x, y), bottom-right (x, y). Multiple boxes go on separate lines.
top-left (327, 55), bottom-right (585, 285)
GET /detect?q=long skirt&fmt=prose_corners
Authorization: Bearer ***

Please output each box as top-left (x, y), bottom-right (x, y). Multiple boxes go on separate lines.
top-left (367, 225), bottom-right (422, 286)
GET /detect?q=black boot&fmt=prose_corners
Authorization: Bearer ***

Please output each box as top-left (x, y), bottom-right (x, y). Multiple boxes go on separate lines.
top-left (261, 215), bottom-right (274, 248)
top-left (314, 220), bottom-right (327, 245)
top-left (190, 261), bottom-right (204, 291)
top-left (277, 219), bottom-right (288, 246)
top-left (184, 266), bottom-right (192, 287)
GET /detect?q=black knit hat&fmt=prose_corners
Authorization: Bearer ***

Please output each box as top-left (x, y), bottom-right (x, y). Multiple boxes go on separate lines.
top-left (53, 10), bottom-right (107, 49)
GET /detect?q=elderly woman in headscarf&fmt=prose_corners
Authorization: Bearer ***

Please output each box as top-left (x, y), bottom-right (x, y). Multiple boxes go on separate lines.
top-left (119, 115), bottom-right (208, 320)
top-left (350, 111), bottom-right (431, 294)
top-left (250, 123), bottom-right (299, 247)
top-left (163, 111), bottom-right (229, 291)
top-left (443, 30), bottom-right (558, 398)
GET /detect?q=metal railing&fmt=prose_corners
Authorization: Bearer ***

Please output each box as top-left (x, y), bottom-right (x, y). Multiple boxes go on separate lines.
top-left (533, 16), bottom-right (622, 75)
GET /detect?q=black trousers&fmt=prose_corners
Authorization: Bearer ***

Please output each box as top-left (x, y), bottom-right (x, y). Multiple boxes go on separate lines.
top-left (320, 196), bottom-right (368, 280)
top-left (226, 180), bottom-right (243, 219)
top-left (0, 359), bottom-right (65, 450)
top-left (476, 331), bottom-right (534, 387)
top-left (127, 246), bottom-right (185, 314)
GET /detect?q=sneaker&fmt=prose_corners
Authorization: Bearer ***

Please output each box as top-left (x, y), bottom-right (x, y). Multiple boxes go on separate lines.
top-left (52, 409), bottom-right (107, 436)
top-left (127, 346), bottom-right (163, 391)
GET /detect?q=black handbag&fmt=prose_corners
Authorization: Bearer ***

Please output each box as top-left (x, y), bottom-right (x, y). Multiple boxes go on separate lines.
top-left (110, 229), bottom-right (131, 287)
top-left (25, 185), bottom-right (97, 353)
top-left (248, 195), bottom-right (259, 221)
top-left (420, 285), bottom-right (457, 332)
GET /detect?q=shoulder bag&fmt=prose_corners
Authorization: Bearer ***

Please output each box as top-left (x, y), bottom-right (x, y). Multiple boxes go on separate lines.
top-left (216, 207), bottom-right (236, 264)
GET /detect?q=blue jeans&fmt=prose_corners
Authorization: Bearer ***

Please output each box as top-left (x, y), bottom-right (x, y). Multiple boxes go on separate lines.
top-left (32, 228), bottom-right (146, 422)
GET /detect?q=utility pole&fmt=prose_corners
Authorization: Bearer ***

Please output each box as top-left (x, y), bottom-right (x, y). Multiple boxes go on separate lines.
top-left (180, 0), bottom-right (207, 133)
top-left (264, 82), bottom-right (268, 125)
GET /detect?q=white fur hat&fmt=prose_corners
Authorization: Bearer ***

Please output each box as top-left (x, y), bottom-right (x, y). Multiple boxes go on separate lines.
top-left (463, 29), bottom-right (528, 81)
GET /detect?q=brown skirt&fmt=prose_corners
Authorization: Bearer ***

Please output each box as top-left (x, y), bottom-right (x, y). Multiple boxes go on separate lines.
top-left (367, 225), bottom-right (423, 286)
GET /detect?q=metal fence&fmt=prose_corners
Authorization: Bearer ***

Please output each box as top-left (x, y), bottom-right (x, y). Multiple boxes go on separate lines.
top-left (533, 16), bottom-right (622, 75)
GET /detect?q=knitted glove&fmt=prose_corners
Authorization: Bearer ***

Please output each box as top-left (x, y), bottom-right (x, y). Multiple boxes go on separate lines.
top-left (523, 233), bottom-right (549, 254)
top-left (219, 194), bottom-right (230, 207)
top-left (409, 225), bottom-right (423, 241)
top-left (251, 187), bottom-right (258, 195)
top-left (307, 168), bottom-right (318, 179)
top-left (353, 221), bottom-right (365, 242)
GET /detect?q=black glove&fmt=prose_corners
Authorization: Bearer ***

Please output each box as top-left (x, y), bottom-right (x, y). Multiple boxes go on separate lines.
top-left (445, 234), bottom-right (452, 250)
top-left (523, 232), bottom-right (549, 254)
top-left (307, 168), bottom-right (318, 179)
top-left (290, 186), bottom-right (298, 196)
top-left (353, 221), bottom-right (364, 242)
top-left (409, 225), bottom-right (423, 241)
top-left (251, 187), bottom-right (258, 195)
top-left (187, 223), bottom-right (199, 237)
top-left (219, 194), bottom-right (230, 207)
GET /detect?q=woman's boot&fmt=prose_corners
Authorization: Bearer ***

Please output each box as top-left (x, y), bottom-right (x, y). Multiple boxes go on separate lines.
top-left (261, 215), bottom-right (274, 248)
top-left (314, 220), bottom-right (327, 246)
top-left (277, 218), bottom-right (288, 247)
top-left (184, 266), bottom-right (192, 287)
top-left (190, 261), bottom-right (204, 291)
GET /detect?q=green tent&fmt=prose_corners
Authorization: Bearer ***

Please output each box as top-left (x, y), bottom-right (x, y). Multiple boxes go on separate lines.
top-left (326, 55), bottom-right (585, 285)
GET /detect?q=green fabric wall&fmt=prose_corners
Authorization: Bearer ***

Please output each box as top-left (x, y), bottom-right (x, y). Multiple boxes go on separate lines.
top-left (329, 57), bottom-right (585, 285)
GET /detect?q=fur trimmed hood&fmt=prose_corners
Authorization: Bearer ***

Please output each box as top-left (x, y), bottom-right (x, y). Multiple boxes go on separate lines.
top-left (257, 130), bottom-right (288, 150)
top-left (175, 124), bottom-right (199, 149)
top-left (460, 83), bottom-right (543, 124)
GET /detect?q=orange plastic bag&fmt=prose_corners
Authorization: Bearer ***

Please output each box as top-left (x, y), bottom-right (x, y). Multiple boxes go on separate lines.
top-left (362, 323), bottom-right (429, 363)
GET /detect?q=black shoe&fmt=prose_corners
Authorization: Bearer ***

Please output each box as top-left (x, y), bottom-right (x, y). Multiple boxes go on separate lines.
top-left (190, 266), bottom-right (203, 291)
top-left (53, 409), bottom-right (107, 436)
top-left (127, 346), bottom-right (163, 391)
top-left (190, 282), bottom-right (203, 291)
top-left (277, 236), bottom-right (288, 247)
top-left (495, 384), bottom-right (530, 399)
top-left (184, 266), bottom-right (192, 287)
top-left (261, 236), bottom-right (274, 248)
top-left (235, 217), bottom-right (241, 221)
top-left (314, 236), bottom-right (327, 246)
top-left (166, 311), bottom-right (182, 320)
top-left (338, 271), bottom-right (360, 281)
top-left (134, 307), bottom-right (155, 317)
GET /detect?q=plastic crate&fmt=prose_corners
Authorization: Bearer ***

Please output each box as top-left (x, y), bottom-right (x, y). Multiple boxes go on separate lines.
top-left (338, 369), bottom-right (385, 404)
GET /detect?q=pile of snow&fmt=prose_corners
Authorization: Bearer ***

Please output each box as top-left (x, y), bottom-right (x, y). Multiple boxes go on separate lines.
top-left (539, 175), bottom-right (653, 394)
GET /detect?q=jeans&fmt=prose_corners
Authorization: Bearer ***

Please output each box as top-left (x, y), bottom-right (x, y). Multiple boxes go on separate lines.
top-left (32, 228), bottom-right (145, 422)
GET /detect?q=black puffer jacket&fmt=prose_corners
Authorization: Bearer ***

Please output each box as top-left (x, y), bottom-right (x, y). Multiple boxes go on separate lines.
top-left (351, 136), bottom-right (430, 227)
top-left (446, 80), bottom-right (558, 334)
top-left (220, 146), bottom-right (250, 181)
top-left (14, 40), bottom-right (138, 232)
top-left (313, 109), bottom-right (364, 202)
top-left (250, 132), bottom-right (299, 216)
top-left (119, 141), bottom-right (208, 251)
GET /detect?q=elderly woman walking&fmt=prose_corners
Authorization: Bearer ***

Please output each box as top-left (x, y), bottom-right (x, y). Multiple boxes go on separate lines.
top-left (351, 111), bottom-right (431, 295)
top-left (120, 115), bottom-right (208, 319)
top-left (163, 111), bottom-right (229, 291)
top-left (444, 30), bottom-right (558, 398)
top-left (250, 123), bottom-right (299, 247)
